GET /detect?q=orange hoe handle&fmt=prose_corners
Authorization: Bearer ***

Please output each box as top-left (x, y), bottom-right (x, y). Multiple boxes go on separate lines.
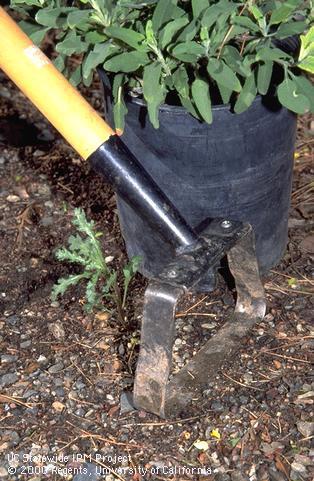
top-left (0, 7), bottom-right (114, 159)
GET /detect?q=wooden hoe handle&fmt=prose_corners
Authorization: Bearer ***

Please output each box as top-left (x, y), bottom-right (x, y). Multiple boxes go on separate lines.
top-left (0, 7), bottom-right (114, 160)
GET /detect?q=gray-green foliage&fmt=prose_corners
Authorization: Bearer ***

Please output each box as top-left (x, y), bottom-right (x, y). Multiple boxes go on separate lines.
top-left (10, 0), bottom-right (314, 130)
top-left (51, 208), bottom-right (141, 317)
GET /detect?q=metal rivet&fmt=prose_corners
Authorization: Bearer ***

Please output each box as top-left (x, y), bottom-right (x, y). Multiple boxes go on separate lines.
top-left (221, 220), bottom-right (232, 229)
top-left (167, 270), bottom-right (177, 278)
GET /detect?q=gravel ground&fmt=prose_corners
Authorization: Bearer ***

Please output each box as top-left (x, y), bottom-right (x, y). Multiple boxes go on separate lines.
top-left (0, 73), bottom-right (313, 481)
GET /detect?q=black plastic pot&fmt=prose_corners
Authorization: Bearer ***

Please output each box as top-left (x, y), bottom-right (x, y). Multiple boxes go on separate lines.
top-left (99, 71), bottom-right (297, 290)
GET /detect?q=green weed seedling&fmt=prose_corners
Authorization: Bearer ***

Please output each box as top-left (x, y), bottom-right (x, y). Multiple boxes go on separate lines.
top-left (52, 208), bottom-right (141, 321)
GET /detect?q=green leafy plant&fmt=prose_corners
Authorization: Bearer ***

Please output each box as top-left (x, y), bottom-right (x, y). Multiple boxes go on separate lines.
top-left (51, 208), bottom-right (141, 320)
top-left (10, 0), bottom-right (314, 130)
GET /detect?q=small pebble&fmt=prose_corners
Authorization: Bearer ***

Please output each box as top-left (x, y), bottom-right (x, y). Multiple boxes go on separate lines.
top-left (6, 315), bottom-right (19, 326)
top-left (73, 463), bottom-right (100, 481)
top-left (48, 362), bottom-right (64, 374)
top-left (115, 342), bottom-right (124, 357)
top-left (1, 355), bottom-right (17, 363)
top-left (290, 462), bottom-right (307, 480)
top-left (0, 466), bottom-right (8, 478)
top-left (75, 380), bottom-right (86, 390)
top-left (297, 421), bottom-right (314, 437)
top-left (41, 216), bottom-right (54, 227)
top-left (74, 407), bottom-right (85, 417)
top-left (0, 373), bottom-right (18, 387)
top-left (37, 355), bottom-right (48, 363)
top-left (38, 128), bottom-right (55, 142)
top-left (120, 391), bottom-right (136, 414)
top-left (48, 322), bottom-right (65, 340)
top-left (6, 194), bottom-right (19, 203)
top-left (211, 401), bottom-right (224, 412)
top-left (201, 322), bottom-right (217, 329)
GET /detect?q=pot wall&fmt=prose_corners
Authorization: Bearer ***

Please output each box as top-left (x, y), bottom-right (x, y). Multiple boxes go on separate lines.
top-left (99, 71), bottom-right (297, 290)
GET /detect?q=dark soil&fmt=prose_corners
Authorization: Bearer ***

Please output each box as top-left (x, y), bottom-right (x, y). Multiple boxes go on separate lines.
top-left (0, 72), bottom-right (313, 481)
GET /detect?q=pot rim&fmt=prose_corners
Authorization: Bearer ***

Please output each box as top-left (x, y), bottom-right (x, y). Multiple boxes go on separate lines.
top-left (126, 92), bottom-right (263, 115)
top-left (98, 68), bottom-right (265, 116)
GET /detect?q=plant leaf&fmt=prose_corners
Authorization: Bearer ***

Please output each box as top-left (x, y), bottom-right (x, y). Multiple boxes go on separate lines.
top-left (202, 1), bottom-right (238, 29)
top-left (30, 27), bottom-right (49, 44)
top-left (19, 21), bottom-right (49, 45)
top-left (277, 78), bottom-right (310, 114)
top-left (249, 5), bottom-right (264, 21)
top-left (159, 16), bottom-right (189, 49)
top-left (180, 95), bottom-right (200, 119)
top-left (202, 5), bottom-right (222, 29)
top-left (176, 18), bottom-right (199, 42)
top-left (12, 0), bottom-right (44, 6)
top-left (275, 21), bottom-right (307, 39)
top-left (173, 66), bottom-right (190, 98)
top-left (298, 56), bottom-right (314, 74)
top-left (85, 273), bottom-right (100, 312)
top-left (112, 73), bottom-right (128, 134)
top-left (123, 255), bottom-right (142, 307)
top-left (269, 0), bottom-right (302, 25)
top-left (152, 0), bottom-right (177, 33)
top-left (55, 246), bottom-right (86, 265)
top-left (56, 31), bottom-right (89, 55)
top-left (298, 26), bottom-right (314, 73)
top-left (172, 41), bottom-right (204, 62)
top-left (105, 26), bottom-right (145, 49)
top-left (69, 65), bottom-right (82, 87)
top-left (229, 437), bottom-right (241, 448)
top-left (123, 255), bottom-right (142, 280)
top-left (257, 61), bottom-right (273, 95)
top-left (82, 69), bottom-right (93, 87)
top-left (67, 10), bottom-right (92, 29)
top-left (222, 46), bottom-right (251, 77)
top-left (145, 19), bottom-right (156, 45)
top-left (207, 58), bottom-right (242, 92)
top-left (82, 42), bottom-right (114, 80)
top-left (35, 7), bottom-right (62, 27)
top-left (256, 46), bottom-right (291, 62)
top-left (35, 7), bottom-right (75, 28)
top-left (85, 31), bottom-right (107, 43)
top-left (192, 0), bottom-right (208, 19)
top-left (102, 271), bottom-right (117, 295)
top-left (191, 78), bottom-right (212, 124)
top-left (234, 74), bottom-right (257, 114)
top-left (232, 15), bottom-right (260, 33)
top-left (218, 83), bottom-right (232, 104)
top-left (299, 26), bottom-right (314, 60)
top-left (51, 273), bottom-right (89, 301)
top-left (293, 75), bottom-right (314, 112)
top-left (53, 54), bottom-right (65, 72)
top-left (173, 66), bottom-right (199, 117)
top-left (103, 51), bottom-right (149, 72)
top-left (143, 62), bottom-right (166, 128)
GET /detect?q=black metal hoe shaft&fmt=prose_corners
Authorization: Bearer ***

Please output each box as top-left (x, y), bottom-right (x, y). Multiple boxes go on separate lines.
top-left (89, 136), bottom-right (198, 250)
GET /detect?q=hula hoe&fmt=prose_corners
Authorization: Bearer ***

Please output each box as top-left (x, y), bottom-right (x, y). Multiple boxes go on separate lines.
top-left (0, 8), bottom-right (266, 418)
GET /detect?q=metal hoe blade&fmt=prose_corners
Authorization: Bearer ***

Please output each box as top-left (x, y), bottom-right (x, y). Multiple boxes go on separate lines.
top-left (133, 223), bottom-right (266, 418)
